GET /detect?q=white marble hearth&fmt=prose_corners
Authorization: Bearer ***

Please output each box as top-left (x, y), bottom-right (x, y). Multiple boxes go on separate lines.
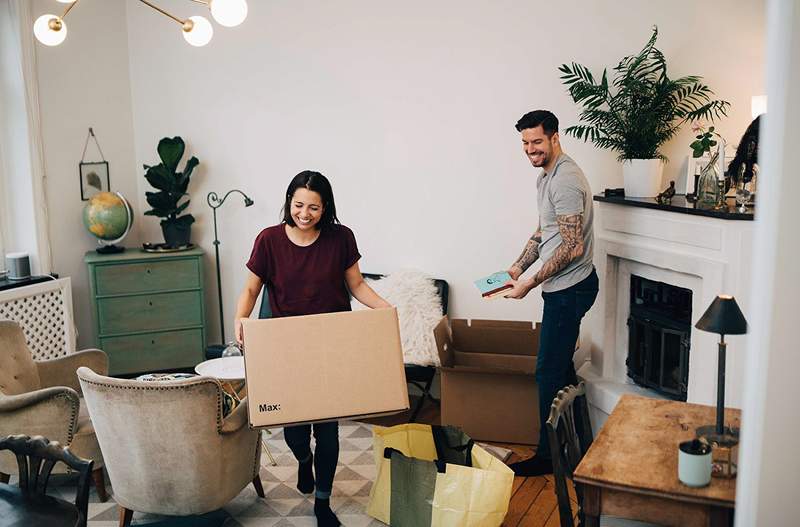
top-left (578, 199), bottom-right (754, 430)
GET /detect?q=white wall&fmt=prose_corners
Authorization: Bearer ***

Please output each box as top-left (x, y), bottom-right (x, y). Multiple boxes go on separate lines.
top-left (123, 0), bottom-right (764, 344)
top-left (32, 0), bottom-right (764, 347)
top-left (736, 0), bottom-right (800, 524)
top-left (33, 0), bottom-right (140, 347)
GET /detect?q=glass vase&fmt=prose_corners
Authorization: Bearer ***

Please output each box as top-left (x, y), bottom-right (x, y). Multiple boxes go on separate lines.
top-left (696, 151), bottom-right (721, 210)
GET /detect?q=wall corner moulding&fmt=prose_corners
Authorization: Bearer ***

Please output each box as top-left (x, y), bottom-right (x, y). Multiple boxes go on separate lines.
top-left (34, 0), bottom-right (248, 48)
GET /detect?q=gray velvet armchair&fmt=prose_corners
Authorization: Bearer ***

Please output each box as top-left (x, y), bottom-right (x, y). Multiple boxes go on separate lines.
top-left (77, 367), bottom-right (264, 527)
top-left (0, 320), bottom-right (109, 500)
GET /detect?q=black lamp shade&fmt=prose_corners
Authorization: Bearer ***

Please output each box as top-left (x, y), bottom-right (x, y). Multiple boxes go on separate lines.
top-left (695, 295), bottom-right (748, 335)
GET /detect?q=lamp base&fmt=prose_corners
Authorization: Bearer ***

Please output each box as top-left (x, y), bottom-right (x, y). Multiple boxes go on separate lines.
top-left (696, 426), bottom-right (739, 479)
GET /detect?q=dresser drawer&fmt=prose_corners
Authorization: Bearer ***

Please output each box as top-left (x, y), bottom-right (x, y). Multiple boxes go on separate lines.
top-left (101, 328), bottom-right (204, 375)
top-left (97, 291), bottom-right (202, 335)
top-left (94, 258), bottom-right (200, 295)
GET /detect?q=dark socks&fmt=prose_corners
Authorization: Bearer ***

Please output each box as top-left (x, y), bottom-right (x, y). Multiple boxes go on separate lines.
top-left (297, 454), bottom-right (315, 494)
top-left (508, 455), bottom-right (553, 476)
top-left (314, 498), bottom-right (340, 527)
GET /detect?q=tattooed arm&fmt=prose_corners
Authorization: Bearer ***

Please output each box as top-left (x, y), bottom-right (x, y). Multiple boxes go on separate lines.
top-left (505, 214), bottom-right (584, 298)
top-left (509, 226), bottom-right (542, 279)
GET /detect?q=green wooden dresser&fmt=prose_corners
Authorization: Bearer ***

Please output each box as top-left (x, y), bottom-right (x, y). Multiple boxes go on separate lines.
top-left (85, 248), bottom-right (206, 375)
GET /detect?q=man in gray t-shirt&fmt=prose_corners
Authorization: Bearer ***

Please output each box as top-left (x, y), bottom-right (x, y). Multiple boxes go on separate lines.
top-left (504, 110), bottom-right (598, 476)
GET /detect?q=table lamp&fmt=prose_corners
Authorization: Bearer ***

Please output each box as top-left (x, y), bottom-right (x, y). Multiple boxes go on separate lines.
top-left (695, 294), bottom-right (747, 477)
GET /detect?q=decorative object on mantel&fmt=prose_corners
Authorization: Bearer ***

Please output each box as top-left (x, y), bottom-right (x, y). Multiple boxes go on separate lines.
top-left (79, 128), bottom-right (110, 201)
top-left (34, 0), bottom-right (247, 48)
top-left (655, 181), bottom-right (676, 205)
top-left (205, 189), bottom-right (254, 359)
top-left (141, 242), bottom-right (196, 253)
top-left (603, 187), bottom-right (625, 197)
top-left (728, 115), bottom-right (761, 213)
top-left (559, 26), bottom-right (729, 198)
top-left (82, 192), bottom-right (134, 254)
top-left (143, 136), bottom-right (198, 249)
top-left (690, 124), bottom-right (726, 211)
top-left (695, 294), bottom-right (748, 478)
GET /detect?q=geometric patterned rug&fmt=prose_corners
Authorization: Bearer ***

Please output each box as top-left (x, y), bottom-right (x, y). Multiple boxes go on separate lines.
top-left (45, 421), bottom-right (386, 526)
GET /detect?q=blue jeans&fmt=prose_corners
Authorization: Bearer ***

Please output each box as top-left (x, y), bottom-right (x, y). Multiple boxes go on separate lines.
top-left (535, 268), bottom-right (598, 459)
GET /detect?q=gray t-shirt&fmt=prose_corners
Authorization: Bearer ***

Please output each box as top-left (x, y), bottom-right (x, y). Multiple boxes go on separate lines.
top-left (536, 153), bottom-right (594, 292)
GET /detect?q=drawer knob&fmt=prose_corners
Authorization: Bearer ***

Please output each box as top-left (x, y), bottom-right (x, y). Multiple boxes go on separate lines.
top-left (151, 340), bottom-right (155, 345)
top-left (148, 301), bottom-right (153, 306)
top-left (146, 269), bottom-right (151, 274)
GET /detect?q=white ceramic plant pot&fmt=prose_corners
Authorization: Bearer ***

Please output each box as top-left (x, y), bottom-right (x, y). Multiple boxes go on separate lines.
top-left (622, 159), bottom-right (665, 198)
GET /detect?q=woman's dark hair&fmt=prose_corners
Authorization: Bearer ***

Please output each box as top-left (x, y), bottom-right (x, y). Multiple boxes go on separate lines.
top-left (281, 170), bottom-right (339, 229)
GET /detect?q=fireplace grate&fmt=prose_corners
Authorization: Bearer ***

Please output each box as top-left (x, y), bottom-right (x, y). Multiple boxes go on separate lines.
top-left (626, 275), bottom-right (691, 401)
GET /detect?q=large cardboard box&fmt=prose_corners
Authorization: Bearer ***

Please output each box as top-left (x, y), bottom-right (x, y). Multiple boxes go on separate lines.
top-left (242, 308), bottom-right (409, 428)
top-left (434, 317), bottom-right (541, 444)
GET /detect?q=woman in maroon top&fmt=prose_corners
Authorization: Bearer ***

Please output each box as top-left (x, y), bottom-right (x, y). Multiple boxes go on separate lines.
top-left (234, 170), bottom-right (389, 527)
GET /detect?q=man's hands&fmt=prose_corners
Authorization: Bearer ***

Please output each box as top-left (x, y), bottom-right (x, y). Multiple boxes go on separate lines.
top-left (508, 265), bottom-right (523, 281)
top-left (234, 318), bottom-right (245, 346)
top-left (504, 277), bottom-right (537, 299)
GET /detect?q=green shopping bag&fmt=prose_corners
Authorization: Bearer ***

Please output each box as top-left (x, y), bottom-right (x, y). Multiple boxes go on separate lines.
top-left (367, 423), bottom-right (514, 526)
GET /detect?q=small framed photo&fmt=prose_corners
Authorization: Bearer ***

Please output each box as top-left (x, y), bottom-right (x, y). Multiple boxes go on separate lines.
top-left (79, 161), bottom-right (110, 201)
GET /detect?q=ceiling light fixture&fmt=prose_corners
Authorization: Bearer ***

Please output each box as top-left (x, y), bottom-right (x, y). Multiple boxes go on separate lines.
top-left (34, 0), bottom-right (248, 48)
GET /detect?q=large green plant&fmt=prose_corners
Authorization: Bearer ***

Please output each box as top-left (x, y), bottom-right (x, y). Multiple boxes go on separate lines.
top-left (558, 26), bottom-right (730, 161)
top-left (143, 136), bottom-right (198, 229)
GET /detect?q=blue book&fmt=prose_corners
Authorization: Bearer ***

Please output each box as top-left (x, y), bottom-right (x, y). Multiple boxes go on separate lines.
top-left (474, 271), bottom-right (513, 298)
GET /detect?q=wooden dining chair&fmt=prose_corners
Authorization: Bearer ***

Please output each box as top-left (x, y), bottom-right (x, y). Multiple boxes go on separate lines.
top-left (547, 384), bottom-right (659, 527)
top-left (0, 434), bottom-right (93, 527)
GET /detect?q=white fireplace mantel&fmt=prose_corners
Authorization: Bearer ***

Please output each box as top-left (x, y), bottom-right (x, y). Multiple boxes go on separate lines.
top-left (578, 198), bottom-right (754, 428)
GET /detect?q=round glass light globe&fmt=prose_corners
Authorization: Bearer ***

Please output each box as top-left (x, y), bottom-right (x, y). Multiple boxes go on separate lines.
top-left (183, 15), bottom-right (213, 47)
top-left (221, 342), bottom-right (243, 357)
top-left (210, 0), bottom-right (248, 27)
top-left (34, 14), bottom-right (67, 46)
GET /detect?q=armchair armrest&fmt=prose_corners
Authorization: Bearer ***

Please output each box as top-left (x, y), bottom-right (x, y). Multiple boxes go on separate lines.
top-left (220, 397), bottom-right (250, 434)
top-left (37, 349), bottom-right (108, 393)
top-left (0, 387), bottom-right (81, 444)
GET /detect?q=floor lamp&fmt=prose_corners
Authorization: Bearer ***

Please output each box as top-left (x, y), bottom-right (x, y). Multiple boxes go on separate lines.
top-left (205, 189), bottom-right (253, 359)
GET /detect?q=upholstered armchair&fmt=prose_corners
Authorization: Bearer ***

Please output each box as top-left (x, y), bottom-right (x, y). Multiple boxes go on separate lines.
top-left (77, 367), bottom-right (264, 527)
top-left (0, 320), bottom-right (108, 500)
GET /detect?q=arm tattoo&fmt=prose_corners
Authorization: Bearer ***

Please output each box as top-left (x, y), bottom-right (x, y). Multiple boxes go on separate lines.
top-left (513, 227), bottom-right (542, 272)
top-left (532, 214), bottom-right (584, 287)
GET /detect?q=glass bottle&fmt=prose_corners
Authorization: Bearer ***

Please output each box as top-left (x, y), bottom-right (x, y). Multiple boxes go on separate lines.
top-left (696, 150), bottom-right (721, 210)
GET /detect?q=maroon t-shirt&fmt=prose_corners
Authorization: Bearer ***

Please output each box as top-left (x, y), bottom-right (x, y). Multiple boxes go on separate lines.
top-left (246, 223), bottom-right (361, 318)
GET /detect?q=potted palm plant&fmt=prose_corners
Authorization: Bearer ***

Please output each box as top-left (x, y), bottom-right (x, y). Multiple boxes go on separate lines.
top-left (559, 26), bottom-right (730, 197)
top-left (143, 136), bottom-right (198, 248)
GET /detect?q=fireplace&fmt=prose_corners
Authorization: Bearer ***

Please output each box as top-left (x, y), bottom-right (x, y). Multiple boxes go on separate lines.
top-left (626, 275), bottom-right (692, 401)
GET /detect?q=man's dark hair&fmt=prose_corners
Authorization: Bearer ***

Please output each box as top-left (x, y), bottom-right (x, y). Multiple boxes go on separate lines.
top-left (282, 170), bottom-right (339, 229)
top-left (515, 110), bottom-right (559, 136)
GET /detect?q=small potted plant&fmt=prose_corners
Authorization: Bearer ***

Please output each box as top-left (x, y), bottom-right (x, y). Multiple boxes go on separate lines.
top-left (143, 136), bottom-right (198, 248)
top-left (559, 26), bottom-right (730, 197)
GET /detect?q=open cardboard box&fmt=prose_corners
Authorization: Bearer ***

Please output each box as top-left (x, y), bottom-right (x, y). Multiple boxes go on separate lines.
top-left (242, 308), bottom-right (409, 428)
top-left (434, 316), bottom-right (541, 444)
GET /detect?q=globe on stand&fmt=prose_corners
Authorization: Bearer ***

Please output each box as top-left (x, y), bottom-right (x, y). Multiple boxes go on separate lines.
top-left (83, 192), bottom-right (134, 254)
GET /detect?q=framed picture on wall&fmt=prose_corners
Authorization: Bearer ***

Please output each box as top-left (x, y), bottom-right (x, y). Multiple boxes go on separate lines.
top-left (79, 161), bottom-right (110, 201)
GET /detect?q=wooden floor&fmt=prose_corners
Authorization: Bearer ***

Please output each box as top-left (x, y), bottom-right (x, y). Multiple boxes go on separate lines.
top-left (363, 397), bottom-right (579, 527)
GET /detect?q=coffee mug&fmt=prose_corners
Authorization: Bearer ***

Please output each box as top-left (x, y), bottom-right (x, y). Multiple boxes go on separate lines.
top-left (678, 439), bottom-right (712, 487)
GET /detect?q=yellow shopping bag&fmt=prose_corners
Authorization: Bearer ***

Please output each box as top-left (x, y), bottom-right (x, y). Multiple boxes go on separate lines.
top-left (367, 423), bottom-right (514, 526)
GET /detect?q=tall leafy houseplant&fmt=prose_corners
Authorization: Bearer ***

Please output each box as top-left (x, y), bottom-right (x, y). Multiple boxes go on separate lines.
top-left (558, 27), bottom-right (730, 197)
top-left (144, 136), bottom-right (198, 247)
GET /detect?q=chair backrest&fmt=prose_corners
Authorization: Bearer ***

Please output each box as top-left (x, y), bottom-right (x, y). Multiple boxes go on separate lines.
top-left (76, 367), bottom-right (231, 512)
top-left (546, 382), bottom-right (593, 527)
top-left (258, 273), bottom-right (450, 318)
top-left (0, 434), bottom-right (92, 526)
top-left (0, 320), bottom-right (41, 395)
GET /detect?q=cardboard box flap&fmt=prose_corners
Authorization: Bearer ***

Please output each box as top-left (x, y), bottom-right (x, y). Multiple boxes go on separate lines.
top-left (434, 316), bottom-right (454, 367)
top-left (451, 318), bottom-right (539, 356)
top-left (452, 350), bottom-right (536, 374)
top-left (243, 308), bottom-right (409, 428)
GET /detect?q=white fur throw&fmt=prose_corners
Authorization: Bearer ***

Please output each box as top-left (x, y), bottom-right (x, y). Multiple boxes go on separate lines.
top-left (351, 269), bottom-right (443, 366)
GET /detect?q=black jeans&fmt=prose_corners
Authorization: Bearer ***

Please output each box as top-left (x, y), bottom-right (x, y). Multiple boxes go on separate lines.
top-left (535, 267), bottom-right (598, 459)
top-left (283, 421), bottom-right (339, 498)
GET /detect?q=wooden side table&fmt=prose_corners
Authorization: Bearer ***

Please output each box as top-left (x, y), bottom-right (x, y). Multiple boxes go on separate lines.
top-left (574, 395), bottom-right (739, 527)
